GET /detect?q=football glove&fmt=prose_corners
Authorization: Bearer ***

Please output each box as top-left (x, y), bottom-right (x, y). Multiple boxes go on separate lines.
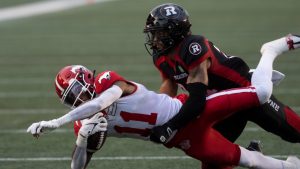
top-left (27, 119), bottom-right (60, 137)
top-left (150, 122), bottom-right (177, 144)
top-left (76, 113), bottom-right (108, 147)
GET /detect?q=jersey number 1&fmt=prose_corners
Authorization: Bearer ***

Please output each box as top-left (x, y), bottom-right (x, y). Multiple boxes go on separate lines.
top-left (114, 111), bottom-right (158, 137)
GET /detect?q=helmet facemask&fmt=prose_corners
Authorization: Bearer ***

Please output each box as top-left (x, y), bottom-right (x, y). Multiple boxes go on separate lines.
top-left (144, 28), bottom-right (175, 57)
top-left (61, 69), bottom-right (95, 109)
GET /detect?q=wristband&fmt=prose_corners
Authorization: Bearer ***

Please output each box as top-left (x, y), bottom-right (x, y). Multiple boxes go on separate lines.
top-left (76, 134), bottom-right (88, 148)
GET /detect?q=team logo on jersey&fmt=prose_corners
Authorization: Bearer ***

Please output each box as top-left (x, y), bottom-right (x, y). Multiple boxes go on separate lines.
top-left (189, 42), bottom-right (202, 55)
top-left (98, 71), bottom-right (111, 84)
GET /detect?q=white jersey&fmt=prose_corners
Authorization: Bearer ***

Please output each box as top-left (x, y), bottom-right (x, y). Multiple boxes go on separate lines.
top-left (104, 82), bottom-right (182, 140)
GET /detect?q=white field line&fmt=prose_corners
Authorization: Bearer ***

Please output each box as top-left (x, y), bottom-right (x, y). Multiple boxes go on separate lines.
top-left (0, 127), bottom-right (263, 134)
top-left (0, 0), bottom-right (113, 22)
top-left (0, 129), bottom-right (73, 134)
top-left (0, 155), bottom-right (293, 162)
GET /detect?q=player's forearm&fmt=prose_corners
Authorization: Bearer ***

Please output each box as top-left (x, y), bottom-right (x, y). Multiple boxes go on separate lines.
top-left (169, 82), bottom-right (207, 129)
top-left (159, 78), bottom-right (178, 97)
top-left (71, 146), bottom-right (87, 169)
top-left (55, 85), bottom-right (122, 126)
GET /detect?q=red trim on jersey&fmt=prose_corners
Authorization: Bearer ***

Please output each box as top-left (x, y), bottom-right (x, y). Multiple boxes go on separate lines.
top-left (173, 44), bottom-right (189, 70)
top-left (285, 106), bottom-right (300, 133)
top-left (175, 93), bottom-right (188, 104)
top-left (206, 42), bottom-right (251, 87)
top-left (211, 64), bottom-right (251, 87)
top-left (155, 56), bottom-right (166, 65)
top-left (156, 55), bottom-right (176, 68)
top-left (174, 54), bottom-right (189, 70)
top-left (155, 56), bottom-right (169, 79)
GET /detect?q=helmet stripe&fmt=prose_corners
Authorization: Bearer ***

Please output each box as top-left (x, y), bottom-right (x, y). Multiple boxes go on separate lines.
top-left (55, 77), bottom-right (65, 94)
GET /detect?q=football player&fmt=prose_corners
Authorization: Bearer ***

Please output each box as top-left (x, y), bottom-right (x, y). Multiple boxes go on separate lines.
top-left (143, 3), bottom-right (300, 151)
top-left (28, 40), bottom-right (300, 168)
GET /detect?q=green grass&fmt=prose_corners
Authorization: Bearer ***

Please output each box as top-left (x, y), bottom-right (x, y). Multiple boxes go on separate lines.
top-left (0, 0), bottom-right (40, 8)
top-left (0, 0), bottom-right (300, 168)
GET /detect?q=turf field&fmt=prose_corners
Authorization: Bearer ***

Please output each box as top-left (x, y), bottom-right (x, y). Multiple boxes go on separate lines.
top-left (0, 0), bottom-right (299, 168)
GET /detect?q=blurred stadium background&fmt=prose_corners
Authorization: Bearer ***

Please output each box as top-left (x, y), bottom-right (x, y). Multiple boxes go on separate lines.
top-left (0, 0), bottom-right (299, 168)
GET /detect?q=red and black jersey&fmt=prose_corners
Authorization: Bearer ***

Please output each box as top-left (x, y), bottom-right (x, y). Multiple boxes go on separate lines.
top-left (153, 35), bottom-right (252, 91)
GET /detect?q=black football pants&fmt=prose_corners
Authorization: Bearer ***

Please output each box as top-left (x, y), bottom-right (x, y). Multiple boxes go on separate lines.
top-left (214, 94), bottom-right (300, 143)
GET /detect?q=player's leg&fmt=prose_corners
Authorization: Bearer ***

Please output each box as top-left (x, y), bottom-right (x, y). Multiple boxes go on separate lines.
top-left (248, 95), bottom-right (300, 143)
top-left (249, 34), bottom-right (300, 143)
top-left (213, 113), bottom-right (247, 142)
top-left (252, 34), bottom-right (300, 104)
top-left (196, 36), bottom-right (286, 125)
top-left (204, 87), bottom-right (260, 125)
top-left (250, 34), bottom-right (300, 108)
top-left (239, 146), bottom-right (300, 169)
top-left (261, 34), bottom-right (300, 55)
top-left (203, 49), bottom-right (278, 125)
top-left (183, 127), bottom-right (241, 166)
top-left (179, 121), bottom-right (300, 168)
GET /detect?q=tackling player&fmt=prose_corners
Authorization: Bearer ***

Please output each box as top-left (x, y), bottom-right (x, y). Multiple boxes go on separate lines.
top-left (28, 39), bottom-right (300, 168)
top-left (143, 3), bottom-right (300, 151)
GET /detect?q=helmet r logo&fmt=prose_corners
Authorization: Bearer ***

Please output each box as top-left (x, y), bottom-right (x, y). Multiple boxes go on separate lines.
top-left (164, 6), bottom-right (177, 16)
top-left (189, 42), bottom-right (202, 55)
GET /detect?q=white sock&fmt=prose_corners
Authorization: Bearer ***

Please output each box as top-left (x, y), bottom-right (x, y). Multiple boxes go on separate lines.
top-left (76, 134), bottom-right (88, 148)
top-left (239, 147), bottom-right (296, 169)
top-left (251, 50), bottom-right (276, 104)
top-left (260, 34), bottom-right (300, 55)
top-left (260, 37), bottom-right (289, 55)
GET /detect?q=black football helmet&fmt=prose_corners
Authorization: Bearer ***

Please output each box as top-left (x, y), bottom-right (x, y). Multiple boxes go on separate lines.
top-left (143, 3), bottom-right (191, 57)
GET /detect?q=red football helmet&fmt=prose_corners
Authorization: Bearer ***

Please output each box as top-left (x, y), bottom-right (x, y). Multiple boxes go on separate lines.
top-left (55, 65), bottom-right (95, 108)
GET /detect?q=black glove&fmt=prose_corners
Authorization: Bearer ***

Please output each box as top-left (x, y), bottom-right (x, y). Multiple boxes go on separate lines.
top-left (150, 122), bottom-right (177, 144)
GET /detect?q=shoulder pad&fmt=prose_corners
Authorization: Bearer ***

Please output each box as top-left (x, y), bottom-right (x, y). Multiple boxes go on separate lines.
top-left (179, 35), bottom-right (209, 68)
top-left (94, 71), bottom-right (125, 94)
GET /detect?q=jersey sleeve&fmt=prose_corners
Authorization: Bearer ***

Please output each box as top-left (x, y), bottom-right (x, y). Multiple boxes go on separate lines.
top-left (179, 35), bottom-right (210, 70)
top-left (94, 71), bottom-right (126, 94)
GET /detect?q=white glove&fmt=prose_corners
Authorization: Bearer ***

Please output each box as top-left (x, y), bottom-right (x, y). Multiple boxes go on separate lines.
top-left (76, 113), bottom-right (108, 147)
top-left (27, 119), bottom-right (60, 137)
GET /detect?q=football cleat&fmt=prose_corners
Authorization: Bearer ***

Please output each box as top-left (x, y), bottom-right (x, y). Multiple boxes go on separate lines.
top-left (286, 156), bottom-right (300, 168)
top-left (246, 140), bottom-right (262, 153)
top-left (286, 34), bottom-right (300, 50)
top-left (261, 34), bottom-right (300, 55)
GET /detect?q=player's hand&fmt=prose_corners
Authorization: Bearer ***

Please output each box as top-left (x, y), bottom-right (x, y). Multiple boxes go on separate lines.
top-left (150, 122), bottom-right (177, 144)
top-left (79, 113), bottom-right (108, 138)
top-left (27, 119), bottom-right (60, 138)
top-left (76, 113), bottom-right (108, 147)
